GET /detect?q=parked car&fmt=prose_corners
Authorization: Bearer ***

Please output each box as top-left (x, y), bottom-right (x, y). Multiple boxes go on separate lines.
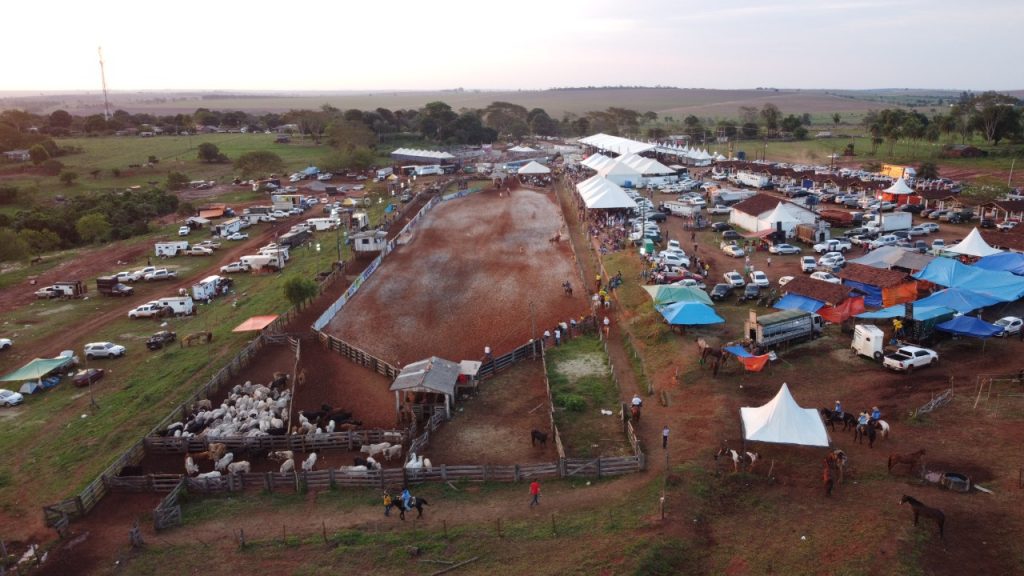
top-left (996, 221), bottom-right (1018, 231)
top-left (0, 389), bottom-right (24, 407)
top-left (220, 261), bottom-right (251, 274)
top-left (226, 232), bottom-right (249, 241)
top-left (868, 235), bottom-right (899, 249)
top-left (645, 212), bottom-right (668, 222)
top-left (672, 278), bottom-right (707, 290)
top-left (144, 269), bottom-right (176, 281)
top-left (72, 368), bottom-right (105, 388)
top-left (146, 331), bottom-right (178, 350)
top-left (271, 210), bottom-right (289, 219)
top-left (899, 204), bottom-right (924, 214)
top-left (994, 316), bottom-right (1023, 337)
top-left (980, 218), bottom-right (996, 229)
top-left (810, 271), bottom-right (842, 285)
top-left (928, 210), bottom-right (947, 220)
top-left (931, 239), bottom-right (946, 252)
top-left (818, 252), bottom-right (846, 269)
top-left (749, 270), bottom-right (770, 287)
top-left (919, 222), bottom-right (940, 233)
top-left (710, 283), bottom-right (734, 301)
top-left (34, 286), bottom-right (61, 299)
top-left (722, 244), bottom-right (745, 258)
top-left (184, 246), bottom-right (213, 256)
top-left (738, 283), bottom-right (761, 303)
top-left (907, 226), bottom-right (929, 237)
top-left (177, 226), bottom-right (191, 237)
top-left (711, 222), bottom-right (733, 233)
top-left (115, 270), bottom-right (142, 283)
top-left (721, 230), bottom-right (742, 241)
top-left (0, 338), bottom-right (11, 351)
top-left (723, 271), bottom-right (745, 287)
top-left (84, 341), bottom-right (126, 360)
top-left (769, 243), bottom-right (801, 255)
top-left (800, 256), bottom-right (817, 273)
top-left (128, 302), bottom-right (170, 319)
top-left (883, 345), bottom-right (938, 372)
top-left (707, 204), bottom-right (732, 215)
top-left (197, 240), bottom-right (222, 250)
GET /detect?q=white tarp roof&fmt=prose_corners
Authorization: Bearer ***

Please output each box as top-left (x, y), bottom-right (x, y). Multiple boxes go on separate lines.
top-left (507, 145), bottom-right (538, 153)
top-left (576, 176), bottom-right (638, 210)
top-left (579, 133), bottom-right (655, 156)
top-left (517, 160), bottom-right (551, 175)
top-left (618, 153), bottom-right (676, 175)
top-left (761, 202), bottom-right (802, 224)
top-left (580, 153), bottom-right (610, 170)
top-left (391, 148), bottom-right (455, 160)
top-left (884, 178), bottom-right (914, 195)
top-left (598, 160), bottom-right (642, 179)
top-left (946, 227), bottom-right (1003, 257)
top-left (740, 383), bottom-right (830, 447)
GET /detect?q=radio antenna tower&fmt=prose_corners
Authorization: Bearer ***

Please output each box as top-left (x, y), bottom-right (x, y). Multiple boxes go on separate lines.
top-left (98, 46), bottom-right (111, 121)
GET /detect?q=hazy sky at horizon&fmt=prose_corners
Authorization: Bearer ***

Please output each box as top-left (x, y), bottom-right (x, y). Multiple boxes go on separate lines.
top-left (5, 0), bottom-right (1022, 92)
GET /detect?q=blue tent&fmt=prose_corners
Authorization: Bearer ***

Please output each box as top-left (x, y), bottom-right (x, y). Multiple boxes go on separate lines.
top-left (857, 305), bottom-right (954, 320)
top-left (774, 294), bottom-right (825, 313)
top-left (976, 253), bottom-right (1024, 276)
top-left (657, 301), bottom-right (724, 325)
top-left (935, 315), bottom-right (1003, 338)
top-left (913, 258), bottom-right (1024, 301)
top-left (915, 287), bottom-right (1004, 313)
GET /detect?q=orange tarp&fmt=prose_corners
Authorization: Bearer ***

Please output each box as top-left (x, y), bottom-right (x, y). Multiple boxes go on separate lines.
top-left (882, 282), bottom-right (918, 308)
top-left (232, 315), bottom-right (279, 332)
top-left (737, 354), bottom-right (770, 372)
top-left (818, 296), bottom-right (866, 324)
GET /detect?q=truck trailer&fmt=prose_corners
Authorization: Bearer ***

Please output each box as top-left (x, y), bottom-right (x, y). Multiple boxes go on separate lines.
top-left (744, 309), bottom-right (824, 348)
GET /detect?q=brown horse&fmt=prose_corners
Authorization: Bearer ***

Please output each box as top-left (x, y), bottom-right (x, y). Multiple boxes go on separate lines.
top-left (630, 404), bottom-right (641, 423)
top-left (823, 459), bottom-right (834, 497)
top-left (900, 495), bottom-right (945, 537)
top-left (888, 449), bottom-right (926, 474)
top-left (825, 449), bottom-right (848, 486)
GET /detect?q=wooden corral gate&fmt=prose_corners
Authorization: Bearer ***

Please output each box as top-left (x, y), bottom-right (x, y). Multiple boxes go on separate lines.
top-left (153, 479), bottom-right (186, 531)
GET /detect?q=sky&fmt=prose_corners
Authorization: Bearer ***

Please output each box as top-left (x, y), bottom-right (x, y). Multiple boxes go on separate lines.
top-left (4, 0), bottom-right (1022, 92)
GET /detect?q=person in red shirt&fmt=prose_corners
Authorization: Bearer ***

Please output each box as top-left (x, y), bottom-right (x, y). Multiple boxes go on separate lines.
top-left (529, 480), bottom-right (540, 507)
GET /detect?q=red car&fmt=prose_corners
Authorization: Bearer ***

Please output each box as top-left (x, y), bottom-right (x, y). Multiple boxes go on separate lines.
top-left (72, 368), bottom-right (104, 388)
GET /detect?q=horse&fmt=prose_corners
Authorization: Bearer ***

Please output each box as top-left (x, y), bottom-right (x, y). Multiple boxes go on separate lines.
top-left (562, 281), bottom-right (573, 296)
top-left (531, 429), bottom-right (548, 447)
top-left (854, 423), bottom-right (877, 448)
top-left (900, 495), bottom-right (945, 537)
top-left (888, 449), bottom-right (926, 474)
top-left (872, 419), bottom-right (891, 439)
top-left (714, 447), bottom-right (760, 473)
top-left (396, 496), bottom-right (429, 520)
top-left (630, 404), bottom-right (641, 423)
top-left (825, 449), bottom-right (848, 485)
top-left (820, 408), bottom-right (857, 432)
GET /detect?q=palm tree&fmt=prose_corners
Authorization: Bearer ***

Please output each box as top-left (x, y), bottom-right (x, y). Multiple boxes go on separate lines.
top-left (832, 113), bottom-right (841, 131)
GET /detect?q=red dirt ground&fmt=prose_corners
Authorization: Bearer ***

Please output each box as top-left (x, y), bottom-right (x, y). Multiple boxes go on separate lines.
top-left (325, 187), bottom-right (590, 365)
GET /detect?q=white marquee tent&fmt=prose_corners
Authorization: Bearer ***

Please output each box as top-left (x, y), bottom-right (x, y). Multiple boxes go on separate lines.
top-left (579, 133), bottom-right (655, 156)
top-left (740, 383), bottom-right (830, 447)
top-left (576, 176), bottom-right (638, 210)
top-left (946, 227), bottom-right (1003, 258)
top-left (756, 201), bottom-right (816, 235)
top-left (507, 145), bottom-right (538, 154)
top-left (597, 161), bottom-right (643, 186)
top-left (883, 178), bottom-right (915, 195)
top-left (517, 160), bottom-right (551, 175)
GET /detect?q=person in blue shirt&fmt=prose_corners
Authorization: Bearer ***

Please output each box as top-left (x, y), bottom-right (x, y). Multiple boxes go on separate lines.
top-left (870, 406), bottom-right (881, 422)
top-left (401, 487), bottom-right (411, 510)
top-left (834, 400), bottom-right (844, 418)
top-left (857, 411), bottom-right (870, 427)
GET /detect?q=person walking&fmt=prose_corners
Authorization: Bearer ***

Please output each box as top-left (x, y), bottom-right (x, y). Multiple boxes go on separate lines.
top-left (529, 480), bottom-right (541, 507)
top-left (383, 492), bottom-right (394, 517)
top-left (602, 316), bottom-right (611, 339)
top-left (554, 328), bottom-right (561, 346)
top-left (662, 425), bottom-right (670, 449)
top-left (766, 256), bottom-right (772, 268)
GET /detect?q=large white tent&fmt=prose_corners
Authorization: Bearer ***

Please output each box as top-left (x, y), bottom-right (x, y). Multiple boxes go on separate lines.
top-left (517, 160), bottom-right (551, 175)
top-left (507, 145), bottom-right (538, 154)
top-left (884, 178), bottom-right (914, 195)
top-left (579, 133), bottom-right (655, 156)
top-left (755, 201), bottom-right (816, 235)
top-left (946, 227), bottom-right (1003, 258)
top-left (740, 383), bottom-right (830, 447)
top-left (597, 161), bottom-right (643, 186)
top-left (580, 153), bottom-right (610, 170)
top-left (576, 176), bottom-right (638, 210)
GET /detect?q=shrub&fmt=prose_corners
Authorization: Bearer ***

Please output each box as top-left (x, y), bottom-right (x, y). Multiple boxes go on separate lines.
top-left (557, 393), bottom-right (586, 413)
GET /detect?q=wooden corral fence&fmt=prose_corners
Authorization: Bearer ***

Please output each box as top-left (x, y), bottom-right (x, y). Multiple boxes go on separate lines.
top-left (315, 333), bottom-right (400, 378)
top-left (477, 339), bottom-right (545, 380)
top-left (143, 429), bottom-right (409, 455)
top-left (40, 265), bottom-right (346, 529)
top-left (152, 478), bottom-right (186, 531)
top-left (105, 473), bottom-right (183, 493)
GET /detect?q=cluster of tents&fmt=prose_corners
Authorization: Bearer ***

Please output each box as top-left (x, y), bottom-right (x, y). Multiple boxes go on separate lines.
top-left (644, 285), bottom-right (724, 326)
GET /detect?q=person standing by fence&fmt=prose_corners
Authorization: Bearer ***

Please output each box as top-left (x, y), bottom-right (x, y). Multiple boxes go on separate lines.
top-left (662, 425), bottom-right (670, 449)
top-left (529, 480), bottom-right (541, 507)
top-left (602, 316), bottom-right (611, 340)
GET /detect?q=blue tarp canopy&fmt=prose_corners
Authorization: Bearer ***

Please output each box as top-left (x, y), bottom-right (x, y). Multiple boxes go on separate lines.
top-left (857, 305), bottom-right (954, 320)
top-left (0, 357), bottom-right (72, 382)
top-left (915, 287), bottom-right (1004, 313)
top-left (913, 258), bottom-right (1024, 301)
top-left (724, 345), bottom-right (755, 358)
top-left (975, 253), bottom-right (1024, 276)
top-left (842, 279), bottom-right (883, 308)
top-left (657, 301), bottom-right (724, 325)
top-left (935, 315), bottom-right (1003, 338)
top-left (643, 285), bottom-right (713, 306)
top-left (774, 294), bottom-right (825, 313)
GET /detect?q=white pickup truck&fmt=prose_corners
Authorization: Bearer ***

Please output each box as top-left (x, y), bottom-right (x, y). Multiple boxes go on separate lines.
top-left (882, 346), bottom-right (938, 372)
top-left (813, 238), bottom-right (852, 254)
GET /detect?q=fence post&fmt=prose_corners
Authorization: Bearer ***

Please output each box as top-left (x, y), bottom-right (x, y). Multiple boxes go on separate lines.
top-left (514, 464), bottom-right (520, 483)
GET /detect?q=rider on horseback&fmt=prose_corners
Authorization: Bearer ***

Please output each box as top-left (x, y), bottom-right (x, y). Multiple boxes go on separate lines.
top-left (834, 400), bottom-right (844, 419)
top-left (870, 406), bottom-right (881, 422)
top-left (631, 394), bottom-right (643, 408)
top-left (857, 411), bottom-right (870, 428)
top-left (401, 487), bottom-right (411, 510)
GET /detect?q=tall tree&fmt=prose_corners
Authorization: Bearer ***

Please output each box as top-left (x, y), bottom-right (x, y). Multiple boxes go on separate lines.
top-left (75, 213), bottom-right (110, 243)
top-left (831, 113), bottom-right (842, 130)
top-left (970, 91), bottom-right (1022, 145)
top-left (197, 142), bottom-right (225, 163)
top-left (234, 151), bottom-right (284, 178)
top-left (760, 104), bottom-right (781, 138)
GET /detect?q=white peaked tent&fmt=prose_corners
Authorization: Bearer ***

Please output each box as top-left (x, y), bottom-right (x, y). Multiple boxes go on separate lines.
top-left (946, 227), bottom-right (1003, 258)
top-left (580, 153), bottom-right (609, 170)
top-left (884, 178), bottom-right (914, 195)
top-left (757, 201), bottom-right (815, 234)
top-left (740, 383), bottom-right (830, 447)
top-left (507, 145), bottom-right (538, 153)
top-left (517, 160), bottom-right (551, 175)
top-left (576, 175), bottom-right (638, 210)
top-left (598, 161), bottom-right (643, 186)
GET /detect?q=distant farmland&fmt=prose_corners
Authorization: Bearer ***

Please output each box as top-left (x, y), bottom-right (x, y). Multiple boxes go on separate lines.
top-left (1, 87), bottom-right (936, 119)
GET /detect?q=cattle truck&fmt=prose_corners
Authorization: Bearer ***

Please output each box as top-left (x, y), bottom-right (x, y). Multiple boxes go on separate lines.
top-left (744, 309), bottom-right (825, 348)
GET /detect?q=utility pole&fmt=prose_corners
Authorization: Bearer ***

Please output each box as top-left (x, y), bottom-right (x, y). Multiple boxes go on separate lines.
top-left (97, 47), bottom-right (111, 122)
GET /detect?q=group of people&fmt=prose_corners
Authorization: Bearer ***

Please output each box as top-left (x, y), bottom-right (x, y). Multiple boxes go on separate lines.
top-left (543, 317), bottom-right (583, 347)
top-left (382, 487), bottom-right (412, 516)
top-left (834, 400), bottom-right (882, 426)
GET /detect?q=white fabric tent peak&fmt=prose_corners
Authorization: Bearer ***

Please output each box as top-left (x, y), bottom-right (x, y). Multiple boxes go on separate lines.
top-left (517, 160), bottom-right (550, 175)
top-left (740, 383), bottom-right (830, 447)
top-left (946, 227), bottom-right (1002, 258)
top-left (884, 178), bottom-right (914, 195)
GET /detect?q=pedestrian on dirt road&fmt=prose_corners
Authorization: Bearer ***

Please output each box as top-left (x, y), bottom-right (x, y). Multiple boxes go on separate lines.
top-left (766, 256), bottom-right (772, 267)
top-left (602, 316), bottom-right (611, 339)
top-left (554, 328), bottom-right (561, 346)
top-left (690, 231), bottom-right (696, 242)
top-left (595, 273), bottom-right (602, 291)
top-left (662, 425), bottom-right (670, 449)
top-left (529, 480), bottom-right (541, 507)
top-left (543, 329), bottom-right (551, 345)
top-left (383, 492), bottom-right (394, 516)
top-left (484, 345), bottom-right (493, 362)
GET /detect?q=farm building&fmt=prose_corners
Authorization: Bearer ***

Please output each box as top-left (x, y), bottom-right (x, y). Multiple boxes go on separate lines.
top-left (977, 199), bottom-right (1024, 223)
top-left (839, 263), bottom-right (918, 309)
top-left (390, 356), bottom-right (460, 420)
top-left (728, 193), bottom-right (815, 236)
top-left (390, 148), bottom-right (456, 164)
top-left (351, 230), bottom-right (388, 255)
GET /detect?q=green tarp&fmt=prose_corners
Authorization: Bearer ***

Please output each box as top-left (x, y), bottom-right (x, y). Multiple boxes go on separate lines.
top-left (0, 357), bottom-right (72, 382)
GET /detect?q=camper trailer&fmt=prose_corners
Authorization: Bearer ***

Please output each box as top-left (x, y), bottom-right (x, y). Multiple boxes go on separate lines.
top-left (156, 296), bottom-right (194, 316)
top-left (191, 275), bottom-right (229, 302)
top-left (307, 217), bottom-right (341, 231)
top-left (240, 253), bottom-right (285, 271)
top-left (155, 241), bottom-right (189, 258)
top-left (413, 165), bottom-right (443, 176)
top-left (351, 211), bottom-right (369, 230)
top-left (376, 167), bottom-right (394, 181)
top-left (851, 325), bottom-right (885, 360)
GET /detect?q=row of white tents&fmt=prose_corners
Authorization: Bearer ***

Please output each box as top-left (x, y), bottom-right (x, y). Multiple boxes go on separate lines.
top-left (580, 152), bottom-right (677, 187)
top-left (579, 133), bottom-right (725, 166)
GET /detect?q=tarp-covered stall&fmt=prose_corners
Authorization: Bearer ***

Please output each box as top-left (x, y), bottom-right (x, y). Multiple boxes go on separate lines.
top-left (740, 383), bottom-right (830, 447)
top-left (935, 315), bottom-right (1003, 339)
top-left (657, 301), bottom-right (724, 325)
top-left (839, 263), bottom-right (918, 309)
top-left (390, 356), bottom-right (460, 419)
